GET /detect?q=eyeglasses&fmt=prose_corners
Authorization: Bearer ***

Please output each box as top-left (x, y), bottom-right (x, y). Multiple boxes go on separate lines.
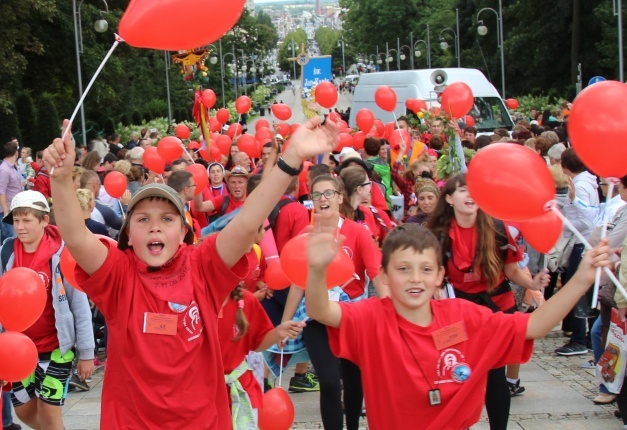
top-left (186, 184), bottom-right (197, 188)
top-left (359, 181), bottom-right (372, 187)
top-left (311, 190), bottom-right (340, 200)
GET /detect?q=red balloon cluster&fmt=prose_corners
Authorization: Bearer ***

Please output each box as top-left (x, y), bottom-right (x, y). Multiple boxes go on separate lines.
top-left (568, 80), bottom-right (627, 178)
top-left (227, 124), bottom-right (243, 139)
top-left (352, 131), bottom-right (366, 150)
top-left (280, 234), bottom-right (355, 288)
top-left (467, 143), bottom-right (554, 222)
top-left (215, 135), bottom-right (232, 155)
top-left (237, 134), bottom-right (260, 158)
top-left (375, 86), bottom-right (397, 112)
top-left (271, 104), bottom-right (292, 121)
top-left (118, 0), bottom-right (247, 51)
top-left (256, 119), bottom-right (270, 130)
top-left (519, 211), bottom-right (563, 253)
top-left (103, 171), bottom-right (127, 199)
top-left (441, 82), bottom-right (474, 118)
top-left (315, 81), bottom-right (338, 109)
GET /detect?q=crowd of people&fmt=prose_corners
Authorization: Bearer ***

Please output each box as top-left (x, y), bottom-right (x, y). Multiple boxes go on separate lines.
top-left (0, 98), bottom-right (624, 430)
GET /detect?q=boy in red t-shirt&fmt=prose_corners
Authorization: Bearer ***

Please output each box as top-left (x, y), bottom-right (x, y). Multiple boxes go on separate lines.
top-left (42, 117), bottom-right (338, 429)
top-left (304, 218), bottom-right (610, 430)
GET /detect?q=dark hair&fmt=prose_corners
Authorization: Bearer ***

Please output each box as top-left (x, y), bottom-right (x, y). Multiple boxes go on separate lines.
top-left (79, 169), bottom-right (100, 189)
top-left (430, 136), bottom-right (444, 151)
top-left (81, 151), bottom-right (101, 171)
top-left (561, 148), bottom-right (586, 173)
top-left (247, 174), bottom-right (263, 195)
top-left (103, 153), bottom-right (118, 164)
top-left (310, 174), bottom-right (353, 219)
top-left (494, 128), bottom-right (509, 138)
top-left (339, 166), bottom-right (368, 199)
top-left (464, 126), bottom-right (477, 136)
top-left (171, 158), bottom-right (188, 169)
top-left (534, 137), bottom-right (553, 157)
top-left (167, 170), bottom-right (193, 193)
top-left (621, 175), bottom-right (627, 189)
top-left (363, 137), bottom-right (382, 157)
top-left (381, 224), bottom-right (442, 270)
top-left (308, 163), bottom-right (331, 183)
top-left (3, 142), bottom-right (17, 158)
top-left (195, 158), bottom-right (209, 169)
top-left (475, 135), bottom-right (492, 150)
top-left (230, 283), bottom-right (249, 341)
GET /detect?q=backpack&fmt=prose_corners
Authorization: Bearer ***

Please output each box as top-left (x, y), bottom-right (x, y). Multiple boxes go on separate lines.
top-left (546, 233), bottom-right (577, 272)
top-left (0, 237), bottom-right (15, 272)
top-left (207, 196), bottom-right (232, 224)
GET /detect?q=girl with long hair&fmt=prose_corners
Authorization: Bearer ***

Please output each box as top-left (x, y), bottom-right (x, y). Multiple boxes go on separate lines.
top-left (427, 173), bottom-right (549, 430)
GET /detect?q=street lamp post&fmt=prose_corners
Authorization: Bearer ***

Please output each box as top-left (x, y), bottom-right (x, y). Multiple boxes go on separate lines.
top-left (411, 40), bottom-right (429, 68)
top-left (477, 0), bottom-right (505, 97)
top-left (410, 24), bottom-right (431, 69)
top-left (384, 42), bottom-right (400, 71)
top-left (73, 0), bottom-right (109, 147)
top-left (338, 39), bottom-right (346, 76)
top-left (439, 27), bottom-right (460, 68)
top-left (289, 39), bottom-right (298, 80)
top-left (614, 0), bottom-right (624, 82)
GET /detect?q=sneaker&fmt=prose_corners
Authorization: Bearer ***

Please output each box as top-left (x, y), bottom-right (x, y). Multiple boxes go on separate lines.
top-left (592, 393), bottom-right (616, 404)
top-left (508, 380), bottom-right (525, 397)
top-left (68, 375), bottom-right (90, 392)
top-left (288, 372), bottom-right (320, 393)
top-left (3, 423), bottom-right (22, 430)
top-left (555, 342), bottom-right (588, 356)
top-left (263, 378), bottom-right (274, 393)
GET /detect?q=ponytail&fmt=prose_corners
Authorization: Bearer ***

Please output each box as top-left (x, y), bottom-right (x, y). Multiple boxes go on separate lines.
top-left (230, 283), bottom-right (249, 341)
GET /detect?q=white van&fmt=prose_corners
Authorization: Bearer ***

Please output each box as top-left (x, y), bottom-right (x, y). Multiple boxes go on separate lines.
top-left (348, 68), bottom-right (513, 133)
top-left (344, 74), bottom-right (360, 85)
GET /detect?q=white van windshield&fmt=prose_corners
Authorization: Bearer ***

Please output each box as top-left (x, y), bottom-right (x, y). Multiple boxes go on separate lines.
top-left (470, 97), bottom-right (514, 132)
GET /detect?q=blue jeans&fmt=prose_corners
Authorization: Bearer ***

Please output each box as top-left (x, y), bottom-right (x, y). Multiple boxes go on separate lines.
top-left (564, 244), bottom-right (588, 346)
top-left (2, 390), bottom-right (13, 426)
top-left (591, 316), bottom-right (610, 394)
top-left (0, 214), bottom-right (15, 243)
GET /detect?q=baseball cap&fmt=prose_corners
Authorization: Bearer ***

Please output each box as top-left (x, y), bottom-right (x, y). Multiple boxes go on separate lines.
top-left (225, 165), bottom-right (250, 180)
top-left (117, 184), bottom-right (194, 250)
top-left (3, 190), bottom-right (50, 224)
top-left (275, 134), bottom-right (285, 141)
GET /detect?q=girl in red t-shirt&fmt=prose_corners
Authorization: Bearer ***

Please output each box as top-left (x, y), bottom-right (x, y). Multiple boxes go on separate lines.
top-left (219, 282), bottom-right (304, 429)
top-left (428, 173), bottom-right (549, 430)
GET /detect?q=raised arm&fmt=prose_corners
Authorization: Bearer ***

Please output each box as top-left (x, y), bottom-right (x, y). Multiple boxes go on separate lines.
top-left (43, 120), bottom-right (108, 275)
top-left (526, 239), bottom-right (610, 339)
top-left (217, 116), bottom-right (339, 268)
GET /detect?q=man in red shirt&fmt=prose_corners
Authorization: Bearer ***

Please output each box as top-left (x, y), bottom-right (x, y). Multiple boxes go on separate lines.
top-left (196, 166), bottom-right (249, 218)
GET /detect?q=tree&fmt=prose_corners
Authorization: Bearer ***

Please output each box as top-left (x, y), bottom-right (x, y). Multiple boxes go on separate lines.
top-left (14, 93), bottom-right (38, 148)
top-left (0, 109), bottom-right (21, 145)
top-left (315, 27), bottom-right (340, 55)
top-left (279, 29), bottom-right (308, 78)
top-left (35, 95), bottom-right (59, 152)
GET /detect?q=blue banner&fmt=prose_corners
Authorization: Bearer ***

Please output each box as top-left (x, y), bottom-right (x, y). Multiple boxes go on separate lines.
top-left (302, 56), bottom-right (332, 100)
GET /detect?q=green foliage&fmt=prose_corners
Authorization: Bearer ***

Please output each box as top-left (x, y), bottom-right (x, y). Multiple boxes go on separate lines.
top-left (279, 29), bottom-right (308, 78)
top-left (36, 94), bottom-right (59, 152)
top-left (514, 95), bottom-right (560, 117)
top-left (14, 93), bottom-right (37, 148)
top-left (316, 27), bottom-right (340, 55)
top-left (103, 117), bottom-right (115, 137)
top-left (0, 109), bottom-right (21, 144)
top-left (131, 111), bottom-right (142, 126)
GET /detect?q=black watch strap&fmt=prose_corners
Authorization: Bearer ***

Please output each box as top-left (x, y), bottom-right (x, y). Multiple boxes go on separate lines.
top-left (276, 156), bottom-right (303, 176)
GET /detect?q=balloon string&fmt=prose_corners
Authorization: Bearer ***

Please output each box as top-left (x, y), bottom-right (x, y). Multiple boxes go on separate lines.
top-left (182, 147), bottom-right (196, 164)
top-left (592, 181), bottom-right (615, 307)
top-left (550, 204), bottom-right (627, 301)
top-left (118, 200), bottom-right (125, 220)
top-left (278, 340), bottom-right (286, 388)
top-left (62, 38), bottom-right (121, 142)
top-left (159, 174), bottom-right (164, 184)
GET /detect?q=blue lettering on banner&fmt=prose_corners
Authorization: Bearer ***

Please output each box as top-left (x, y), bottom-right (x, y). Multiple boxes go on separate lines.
top-left (302, 56), bottom-right (332, 100)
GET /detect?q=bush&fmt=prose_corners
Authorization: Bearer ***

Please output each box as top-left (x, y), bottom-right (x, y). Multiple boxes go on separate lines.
top-left (36, 95), bottom-right (60, 152)
top-left (0, 108), bottom-right (21, 145)
top-left (119, 113), bottom-right (130, 127)
top-left (103, 117), bottom-right (116, 137)
top-left (14, 93), bottom-right (37, 148)
top-left (131, 111), bottom-right (142, 125)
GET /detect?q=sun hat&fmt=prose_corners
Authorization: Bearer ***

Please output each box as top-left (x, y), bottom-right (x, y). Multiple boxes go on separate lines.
top-left (225, 165), bottom-right (250, 180)
top-left (3, 190), bottom-right (50, 224)
top-left (335, 151), bottom-right (373, 174)
top-left (117, 184), bottom-right (194, 250)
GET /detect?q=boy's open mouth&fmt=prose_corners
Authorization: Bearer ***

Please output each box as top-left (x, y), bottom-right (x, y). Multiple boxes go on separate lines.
top-left (406, 287), bottom-right (425, 296)
top-left (148, 241), bottom-right (165, 254)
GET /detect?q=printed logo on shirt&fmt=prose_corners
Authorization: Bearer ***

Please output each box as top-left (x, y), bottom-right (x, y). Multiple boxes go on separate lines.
top-left (232, 323), bottom-right (240, 339)
top-left (435, 348), bottom-right (471, 385)
top-left (341, 246), bottom-right (353, 261)
top-left (183, 300), bottom-right (204, 341)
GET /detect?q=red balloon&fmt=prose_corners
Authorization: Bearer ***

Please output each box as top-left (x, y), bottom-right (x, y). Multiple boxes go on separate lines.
top-left (237, 134), bottom-right (259, 158)
top-left (235, 96), bottom-right (252, 114)
top-left (375, 86), bottom-right (397, 112)
top-left (288, 123), bottom-right (300, 137)
top-left (519, 211), bottom-right (563, 254)
top-left (315, 81), bottom-right (338, 109)
top-left (187, 141), bottom-right (201, 150)
top-left (258, 388), bottom-right (295, 430)
top-left (209, 117), bottom-right (221, 133)
top-left (209, 147), bottom-right (222, 162)
top-left (255, 127), bottom-right (274, 143)
top-left (276, 123), bottom-right (289, 138)
top-left (103, 171), bottom-right (127, 199)
top-left (227, 123), bottom-right (243, 139)
top-left (59, 247), bottom-right (82, 292)
top-left (405, 98), bottom-right (419, 114)
top-left (201, 89), bottom-right (217, 109)
top-left (373, 120), bottom-right (385, 138)
top-left (271, 104), bottom-right (292, 121)
top-left (389, 129), bottom-right (411, 151)
top-left (118, 0), bottom-right (246, 50)
top-left (337, 133), bottom-right (353, 150)
top-left (157, 136), bottom-right (184, 162)
top-left (441, 82), bottom-right (474, 118)
top-left (464, 115), bottom-right (476, 127)
top-left (384, 122), bottom-right (396, 140)
top-left (505, 98), bottom-right (519, 110)
top-left (265, 262), bottom-right (291, 290)
top-left (352, 131), bottom-right (366, 150)
top-left (215, 135), bottom-right (232, 155)
top-left (327, 111), bottom-right (342, 124)
top-left (186, 163), bottom-right (208, 194)
top-left (0, 268), bottom-right (46, 332)
top-left (143, 146), bottom-right (166, 174)
top-left (337, 120), bottom-right (349, 133)
top-left (280, 233), bottom-right (355, 288)
top-left (175, 124), bottom-right (191, 139)
top-left (255, 119), bottom-right (270, 130)
top-left (467, 143), bottom-right (554, 221)
top-left (216, 108), bottom-right (231, 125)
top-left (569, 80), bottom-right (627, 177)
top-left (356, 109), bottom-right (375, 133)
top-left (0, 332), bottom-right (38, 382)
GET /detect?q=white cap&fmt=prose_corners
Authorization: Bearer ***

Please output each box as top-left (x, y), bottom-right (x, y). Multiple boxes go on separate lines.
top-left (339, 147), bottom-right (355, 156)
top-left (3, 190), bottom-right (50, 224)
top-left (275, 134), bottom-right (285, 141)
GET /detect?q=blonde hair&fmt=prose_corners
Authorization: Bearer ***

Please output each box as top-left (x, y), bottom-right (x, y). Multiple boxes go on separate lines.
top-left (72, 166), bottom-right (86, 183)
top-left (550, 163), bottom-right (569, 189)
top-left (114, 160), bottom-right (131, 176)
top-left (76, 188), bottom-right (95, 212)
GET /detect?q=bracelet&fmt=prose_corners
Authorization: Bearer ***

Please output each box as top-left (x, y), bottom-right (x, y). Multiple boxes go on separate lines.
top-left (276, 156), bottom-right (303, 176)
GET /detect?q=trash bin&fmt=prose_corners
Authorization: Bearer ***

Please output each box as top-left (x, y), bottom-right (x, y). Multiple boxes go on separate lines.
top-left (259, 107), bottom-right (266, 116)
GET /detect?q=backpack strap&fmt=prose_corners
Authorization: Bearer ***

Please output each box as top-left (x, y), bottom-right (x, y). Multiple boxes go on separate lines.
top-left (219, 195), bottom-right (231, 217)
top-left (1, 238), bottom-right (16, 273)
top-left (369, 206), bottom-right (389, 234)
top-left (267, 198), bottom-right (297, 230)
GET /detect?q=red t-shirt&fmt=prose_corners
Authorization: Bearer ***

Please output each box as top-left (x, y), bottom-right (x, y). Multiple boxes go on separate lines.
top-left (447, 224), bottom-right (522, 311)
top-left (242, 248), bottom-right (266, 293)
top-left (218, 290), bottom-right (273, 409)
top-left (76, 236), bottom-right (248, 429)
top-left (339, 218), bottom-right (381, 298)
top-left (20, 251), bottom-right (58, 353)
top-left (328, 298), bottom-right (533, 430)
top-left (211, 195), bottom-right (245, 216)
top-left (273, 197), bottom-right (309, 253)
top-left (370, 182), bottom-right (388, 214)
top-left (190, 187), bottom-right (213, 229)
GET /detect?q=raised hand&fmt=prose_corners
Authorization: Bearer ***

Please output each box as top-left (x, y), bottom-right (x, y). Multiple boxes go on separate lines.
top-left (572, 239), bottom-right (611, 286)
top-left (307, 210), bottom-right (342, 270)
top-left (276, 320), bottom-right (306, 341)
top-left (284, 116), bottom-right (339, 164)
top-left (43, 119), bottom-right (76, 178)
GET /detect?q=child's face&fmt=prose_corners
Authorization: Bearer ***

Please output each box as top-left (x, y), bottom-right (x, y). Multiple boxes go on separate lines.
top-left (381, 247), bottom-right (444, 321)
top-left (445, 185), bottom-right (477, 217)
top-left (312, 180), bottom-right (343, 213)
top-left (13, 213), bottom-right (48, 247)
top-left (126, 199), bottom-right (187, 266)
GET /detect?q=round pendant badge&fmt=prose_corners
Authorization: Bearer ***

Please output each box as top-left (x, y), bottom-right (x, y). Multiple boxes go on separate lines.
top-left (452, 363), bottom-right (471, 383)
top-left (168, 302), bottom-right (188, 313)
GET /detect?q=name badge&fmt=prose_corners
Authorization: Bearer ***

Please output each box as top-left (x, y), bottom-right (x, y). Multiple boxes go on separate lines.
top-left (463, 272), bottom-right (479, 283)
top-left (432, 321), bottom-right (468, 350)
top-left (143, 312), bottom-right (178, 336)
